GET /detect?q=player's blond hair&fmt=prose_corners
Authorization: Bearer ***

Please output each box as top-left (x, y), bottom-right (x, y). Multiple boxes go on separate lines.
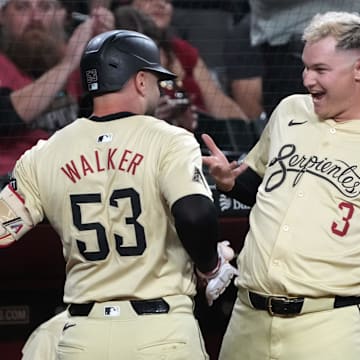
top-left (302, 11), bottom-right (360, 50)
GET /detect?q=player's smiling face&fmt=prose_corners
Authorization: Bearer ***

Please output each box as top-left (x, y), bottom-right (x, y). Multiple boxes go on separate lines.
top-left (302, 36), bottom-right (360, 121)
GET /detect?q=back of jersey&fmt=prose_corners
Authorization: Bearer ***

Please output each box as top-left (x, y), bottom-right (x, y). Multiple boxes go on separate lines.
top-left (13, 114), bottom-right (212, 303)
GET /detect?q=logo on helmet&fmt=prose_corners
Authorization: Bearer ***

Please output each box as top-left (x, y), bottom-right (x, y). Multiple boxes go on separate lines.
top-left (86, 69), bottom-right (99, 91)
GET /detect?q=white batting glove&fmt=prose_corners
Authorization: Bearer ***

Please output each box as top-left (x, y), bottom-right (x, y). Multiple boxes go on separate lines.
top-left (197, 241), bottom-right (239, 306)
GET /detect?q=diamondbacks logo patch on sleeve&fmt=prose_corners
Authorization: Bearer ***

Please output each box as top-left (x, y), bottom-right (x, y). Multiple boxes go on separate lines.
top-left (9, 178), bottom-right (17, 190)
top-left (192, 166), bottom-right (207, 187)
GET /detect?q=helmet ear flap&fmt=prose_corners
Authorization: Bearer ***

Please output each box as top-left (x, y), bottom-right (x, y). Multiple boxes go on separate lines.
top-left (80, 30), bottom-right (176, 96)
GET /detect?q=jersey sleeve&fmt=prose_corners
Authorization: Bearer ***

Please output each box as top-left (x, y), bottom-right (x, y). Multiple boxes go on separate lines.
top-left (159, 130), bottom-right (212, 208)
top-left (12, 142), bottom-right (46, 225)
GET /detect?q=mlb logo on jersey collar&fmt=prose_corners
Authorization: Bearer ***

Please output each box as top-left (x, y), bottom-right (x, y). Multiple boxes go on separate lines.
top-left (97, 133), bottom-right (113, 143)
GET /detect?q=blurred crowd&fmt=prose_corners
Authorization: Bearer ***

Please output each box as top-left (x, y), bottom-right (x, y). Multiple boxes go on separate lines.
top-left (1, 0), bottom-right (360, 188)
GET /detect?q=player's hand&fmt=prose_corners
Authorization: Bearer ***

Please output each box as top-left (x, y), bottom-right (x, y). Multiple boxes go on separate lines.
top-left (197, 241), bottom-right (239, 306)
top-left (201, 134), bottom-right (247, 192)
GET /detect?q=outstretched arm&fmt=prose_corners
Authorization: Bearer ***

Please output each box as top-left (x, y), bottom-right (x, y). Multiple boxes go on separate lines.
top-left (201, 133), bottom-right (248, 192)
top-left (201, 133), bottom-right (261, 206)
top-left (171, 194), bottom-right (238, 306)
top-left (0, 185), bottom-right (34, 247)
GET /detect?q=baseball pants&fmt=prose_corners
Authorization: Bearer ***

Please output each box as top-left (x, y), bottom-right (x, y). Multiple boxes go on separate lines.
top-left (219, 289), bottom-right (360, 360)
top-left (57, 295), bottom-right (209, 360)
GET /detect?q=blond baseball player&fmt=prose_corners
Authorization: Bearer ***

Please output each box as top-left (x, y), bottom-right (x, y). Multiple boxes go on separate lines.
top-left (203, 11), bottom-right (360, 360)
top-left (0, 30), bottom-right (238, 359)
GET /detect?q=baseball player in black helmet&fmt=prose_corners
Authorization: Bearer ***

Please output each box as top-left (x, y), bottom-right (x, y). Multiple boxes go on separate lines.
top-left (0, 29), bottom-right (238, 359)
top-left (80, 30), bottom-right (176, 96)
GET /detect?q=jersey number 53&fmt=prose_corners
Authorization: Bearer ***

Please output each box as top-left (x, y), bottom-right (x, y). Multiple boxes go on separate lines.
top-left (70, 188), bottom-right (146, 261)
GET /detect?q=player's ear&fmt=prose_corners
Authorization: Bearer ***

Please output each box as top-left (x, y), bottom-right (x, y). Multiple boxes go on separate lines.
top-left (354, 58), bottom-right (360, 81)
top-left (134, 71), bottom-right (147, 97)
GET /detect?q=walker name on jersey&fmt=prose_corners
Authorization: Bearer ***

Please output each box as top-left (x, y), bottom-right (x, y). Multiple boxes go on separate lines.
top-left (266, 144), bottom-right (360, 197)
top-left (60, 148), bottom-right (144, 183)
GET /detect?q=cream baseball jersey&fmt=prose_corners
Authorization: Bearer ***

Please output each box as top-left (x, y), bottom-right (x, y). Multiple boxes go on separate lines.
top-left (237, 94), bottom-right (360, 297)
top-left (12, 114), bottom-right (212, 303)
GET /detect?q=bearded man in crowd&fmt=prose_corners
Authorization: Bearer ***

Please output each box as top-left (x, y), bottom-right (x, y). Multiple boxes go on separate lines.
top-left (0, 0), bottom-right (114, 185)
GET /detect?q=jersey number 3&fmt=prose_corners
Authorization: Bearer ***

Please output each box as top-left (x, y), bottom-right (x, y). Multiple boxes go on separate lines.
top-left (331, 201), bottom-right (354, 237)
top-left (70, 189), bottom-right (146, 261)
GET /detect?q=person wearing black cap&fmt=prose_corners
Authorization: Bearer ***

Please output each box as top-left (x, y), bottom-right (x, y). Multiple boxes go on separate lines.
top-left (2, 29), bottom-right (238, 359)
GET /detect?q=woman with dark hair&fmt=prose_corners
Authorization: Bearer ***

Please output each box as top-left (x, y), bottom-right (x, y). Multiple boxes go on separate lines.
top-left (126, 0), bottom-right (248, 122)
top-left (114, 5), bottom-right (198, 131)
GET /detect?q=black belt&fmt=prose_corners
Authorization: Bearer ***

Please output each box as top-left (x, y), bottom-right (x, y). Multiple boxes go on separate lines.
top-left (68, 298), bottom-right (170, 316)
top-left (248, 291), bottom-right (360, 317)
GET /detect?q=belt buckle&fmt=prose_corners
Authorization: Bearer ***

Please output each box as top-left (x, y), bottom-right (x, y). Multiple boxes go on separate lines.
top-left (266, 296), bottom-right (290, 317)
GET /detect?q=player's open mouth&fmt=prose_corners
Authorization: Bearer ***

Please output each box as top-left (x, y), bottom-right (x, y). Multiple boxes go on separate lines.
top-left (310, 92), bottom-right (325, 102)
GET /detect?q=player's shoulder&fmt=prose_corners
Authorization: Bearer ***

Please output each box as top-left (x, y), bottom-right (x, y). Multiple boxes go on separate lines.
top-left (136, 115), bottom-right (199, 151)
top-left (267, 94), bottom-right (317, 130)
top-left (136, 114), bottom-right (193, 136)
top-left (37, 117), bottom-right (85, 147)
top-left (278, 94), bottom-right (312, 108)
top-left (16, 119), bottom-right (84, 164)
top-left (275, 94), bottom-right (315, 118)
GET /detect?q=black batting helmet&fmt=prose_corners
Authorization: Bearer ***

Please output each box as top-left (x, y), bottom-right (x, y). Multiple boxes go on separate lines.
top-left (80, 30), bottom-right (176, 96)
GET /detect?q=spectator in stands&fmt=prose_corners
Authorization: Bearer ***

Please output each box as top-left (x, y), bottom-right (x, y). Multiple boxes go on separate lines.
top-left (0, 0), bottom-right (114, 186)
top-left (114, 5), bottom-right (197, 131)
top-left (224, 13), bottom-right (264, 121)
top-left (128, 0), bottom-right (249, 122)
top-left (170, 0), bottom-right (246, 71)
top-left (224, 0), bottom-right (360, 120)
